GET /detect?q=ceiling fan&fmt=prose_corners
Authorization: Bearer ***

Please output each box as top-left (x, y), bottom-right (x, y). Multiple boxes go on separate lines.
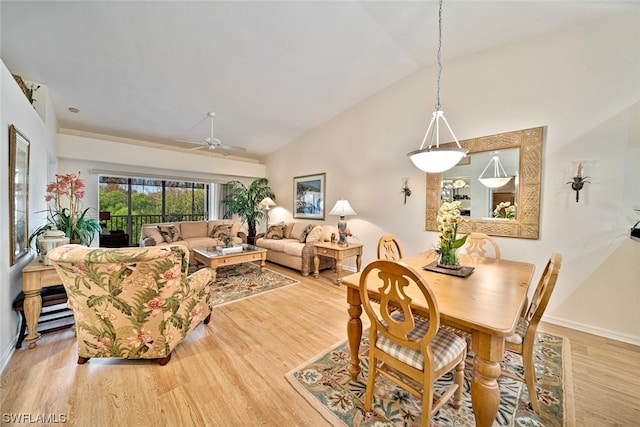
top-left (177, 112), bottom-right (246, 156)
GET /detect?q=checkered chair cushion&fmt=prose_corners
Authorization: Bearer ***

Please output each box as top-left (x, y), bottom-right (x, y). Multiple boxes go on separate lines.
top-left (376, 311), bottom-right (467, 372)
top-left (505, 316), bottom-right (529, 345)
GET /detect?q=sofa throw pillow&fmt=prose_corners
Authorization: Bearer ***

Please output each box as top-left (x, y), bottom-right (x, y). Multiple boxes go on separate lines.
top-left (299, 224), bottom-right (315, 243)
top-left (305, 226), bottom-right (323, 243)
top-left (211, 224), bottom-right (233, 239)
top-left (157, 225), bottom-right (183, 243)
top-left (265, 223), bottom-right (285, 240)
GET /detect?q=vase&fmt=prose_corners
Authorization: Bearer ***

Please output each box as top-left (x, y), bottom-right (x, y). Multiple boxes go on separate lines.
top-left (37, 229), bottom-right (70, 265)
top-left (437, 246), bottom-right (462, 270)
top-left (337, 219), bottom-right (348, 246)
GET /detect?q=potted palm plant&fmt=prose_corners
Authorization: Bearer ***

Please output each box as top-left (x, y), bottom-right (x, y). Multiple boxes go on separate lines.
top-left (221, 178), bottom-right (275, 245)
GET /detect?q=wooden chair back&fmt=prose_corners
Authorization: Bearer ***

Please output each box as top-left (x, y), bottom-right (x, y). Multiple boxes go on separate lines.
top-left (524, 252), bottom-right (562, 331)
top-left (360, 260), bottom-right (440, 356)
top-left (464, 232), bottom-right (501, 260)
top-left (504, 252), bottom-right (562, 414)
top-left (376, 234), bottom-right (404, 261)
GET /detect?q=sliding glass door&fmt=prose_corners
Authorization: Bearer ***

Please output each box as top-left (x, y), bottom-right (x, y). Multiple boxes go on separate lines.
top-left (99, 176), bottom-right (210, 246)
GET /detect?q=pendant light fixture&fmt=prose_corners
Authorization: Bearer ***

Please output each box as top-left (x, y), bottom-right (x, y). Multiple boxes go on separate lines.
top-left (407, 0), bottom-right (467, 173)
top-left (478, 154), bottom-right (513, 188)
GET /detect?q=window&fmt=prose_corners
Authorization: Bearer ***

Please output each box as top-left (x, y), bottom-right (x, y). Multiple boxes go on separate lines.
top-left (99, 176), bottom-right (212, 245)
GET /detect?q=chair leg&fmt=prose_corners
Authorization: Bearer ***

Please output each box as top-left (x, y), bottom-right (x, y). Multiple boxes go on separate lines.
top-left (453, 358), bottom-right (465, 409)
top-left (77, 356), bottom-right (90, 364)
top-left (158, 352), bottom-right (172, 366)
top-left (421, 386), bottom-right (433, 427)
top-left (364, 354), bottom-right (376, 412)
top-left (203, 313), bottom-right (211, 325)
top-left (522, 336), bottom-right (541, 413)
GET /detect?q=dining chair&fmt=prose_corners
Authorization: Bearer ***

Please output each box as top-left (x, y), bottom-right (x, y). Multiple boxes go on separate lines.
top-left (503, 252), bottom-right (563, 414)
top-left (463, 232), bottom-right (501, 260)
top-left (376, 234), bottom-right (404, 260)
top-left (359, 260), bottom-right (467, 426)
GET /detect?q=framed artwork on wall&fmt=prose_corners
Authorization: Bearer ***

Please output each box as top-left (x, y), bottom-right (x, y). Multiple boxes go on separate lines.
top-left (293, 173), bottom-right (326, 220)
top-left (9, 124), bottom-right (30, 265)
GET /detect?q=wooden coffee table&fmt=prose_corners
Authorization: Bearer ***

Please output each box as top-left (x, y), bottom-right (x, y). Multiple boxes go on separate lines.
top-left (192, 244), bottom-right (267, 272)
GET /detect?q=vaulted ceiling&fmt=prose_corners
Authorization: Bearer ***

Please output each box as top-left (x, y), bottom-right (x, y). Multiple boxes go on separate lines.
top-left (2, 1), bottom-right (636, 160)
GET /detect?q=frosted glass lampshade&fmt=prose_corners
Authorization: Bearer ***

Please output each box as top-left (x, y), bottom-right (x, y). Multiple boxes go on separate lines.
top-left (478, 177), bottom-right (512, 188)
top-left (408, 148), bottom-right (467, 173)
top-left (479, 155), bottom-right (513, 189)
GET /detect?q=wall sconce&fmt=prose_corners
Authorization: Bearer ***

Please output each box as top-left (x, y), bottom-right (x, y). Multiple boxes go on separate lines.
top-left (567, 162), bottom-right (590, 202)
top-left (401, 178), bottom-right (411, 204)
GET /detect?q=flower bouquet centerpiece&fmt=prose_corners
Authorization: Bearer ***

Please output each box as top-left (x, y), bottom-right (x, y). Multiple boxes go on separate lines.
top-left (436, 201), bottom-right (469, 269)
top-left (493, 201), bottom-right (516, 219)
top-left (30, 172), bottom-right (101, 248)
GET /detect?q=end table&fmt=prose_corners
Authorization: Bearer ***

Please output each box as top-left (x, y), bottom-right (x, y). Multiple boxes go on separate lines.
top-left (313, 241), bottom-right (363, 284)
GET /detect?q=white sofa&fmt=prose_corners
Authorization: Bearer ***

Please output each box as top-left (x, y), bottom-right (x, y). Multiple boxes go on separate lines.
top-left (255, 221), bottom-right (338, 276)
top-left (139, 220), bottom-right (245, 260)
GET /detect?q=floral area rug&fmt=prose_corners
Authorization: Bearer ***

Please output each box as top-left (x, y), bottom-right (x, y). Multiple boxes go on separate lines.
top-left (286, 332), bottom-right (574, 426)
top-left (211, 262), bottom-right (299, 307)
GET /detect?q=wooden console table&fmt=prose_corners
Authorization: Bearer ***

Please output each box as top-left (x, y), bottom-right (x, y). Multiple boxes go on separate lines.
top-left (21, 258), bottom-right (64, 348)
top-left (313, 242), bottom-right (363, 284)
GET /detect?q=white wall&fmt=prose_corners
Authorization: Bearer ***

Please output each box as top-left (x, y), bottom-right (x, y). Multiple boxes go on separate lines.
top-left (0, 60), bottom-right (58, 370)
top-left (264, 13), bottom-right (640, 344)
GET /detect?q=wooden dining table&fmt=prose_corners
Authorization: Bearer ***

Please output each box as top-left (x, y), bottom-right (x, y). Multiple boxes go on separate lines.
top-left (341, 251), bottom-right (535, 427)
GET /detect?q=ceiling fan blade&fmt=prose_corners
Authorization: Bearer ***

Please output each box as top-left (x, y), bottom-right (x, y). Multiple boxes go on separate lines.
top-left (187, 145), bottom-right (206, 151)
top-left (177, 139), bottom-right (205, 145)
top-left (218, 144), bottom-right (247, 152)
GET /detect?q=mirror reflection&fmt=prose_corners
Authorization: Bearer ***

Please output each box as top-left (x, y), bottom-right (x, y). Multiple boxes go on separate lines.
top-left (425, 126), bottom-right (543, 239)
top-left (442, 149), bottom-right (519, 219)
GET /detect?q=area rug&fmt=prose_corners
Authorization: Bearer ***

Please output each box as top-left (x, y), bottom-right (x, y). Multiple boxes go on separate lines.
top-left (211, 262), bottom-right (300, 307)
top-left (286, 331), bottom-right (574, 426)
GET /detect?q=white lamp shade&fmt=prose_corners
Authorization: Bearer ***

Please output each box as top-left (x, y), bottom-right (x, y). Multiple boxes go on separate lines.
top-left (478, 155), bottom-right (513, 188)
top-left (478, 177), bottom-right (512, 188)
top-left (329, 199), bottom-right (357, 217)
top-left (407, 148), bottom-right (467, 173)
top-left (259, 197), bottom-right (276, 208)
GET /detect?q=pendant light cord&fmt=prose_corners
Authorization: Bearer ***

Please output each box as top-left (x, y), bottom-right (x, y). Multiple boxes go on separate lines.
top-left (435, 0), bottom-right (443, 111)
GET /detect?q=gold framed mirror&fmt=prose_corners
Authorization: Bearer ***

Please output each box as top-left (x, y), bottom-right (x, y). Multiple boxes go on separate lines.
top-left (426, 127), bottom-right (543, 239)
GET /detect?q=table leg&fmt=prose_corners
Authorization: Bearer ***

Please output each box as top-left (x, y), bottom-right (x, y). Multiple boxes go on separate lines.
top-left (346, 287), bottom-right (362, 381)
top-left (355, 253), bottom-right (362, 272)
top-left (259, 256), bottom-right (266, 273)
top-left (313, 253), bottom-right (320, 278)
top-left (335, 258), bottom-right (344, 284)
top-left (23, 289), bottom-right (43, 349)
top-left (470, 331), bottom-right (504, 427)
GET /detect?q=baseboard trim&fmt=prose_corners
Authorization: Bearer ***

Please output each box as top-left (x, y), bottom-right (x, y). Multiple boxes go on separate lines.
top-left (544, 315), bottom-right (640, 346)
top-left (0, 337), bottom-right (18, 376)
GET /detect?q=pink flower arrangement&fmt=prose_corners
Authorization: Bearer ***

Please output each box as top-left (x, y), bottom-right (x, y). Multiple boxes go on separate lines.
top-left (45, 172), bottom-right (86, 231)
top-left (30, 171), bottom-right (101, 246)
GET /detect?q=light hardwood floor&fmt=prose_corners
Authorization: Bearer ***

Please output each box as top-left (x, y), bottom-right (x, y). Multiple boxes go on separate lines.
top-left (1, 263), bottom-right (638, 426)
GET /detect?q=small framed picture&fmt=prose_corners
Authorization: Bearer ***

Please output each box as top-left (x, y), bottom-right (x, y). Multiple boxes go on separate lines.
top-left (293, 173), bottom-right (326, 220)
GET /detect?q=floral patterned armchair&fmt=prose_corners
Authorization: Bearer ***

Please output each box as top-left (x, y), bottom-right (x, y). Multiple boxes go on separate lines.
top-left (48, 244), bottom-right (214, 365)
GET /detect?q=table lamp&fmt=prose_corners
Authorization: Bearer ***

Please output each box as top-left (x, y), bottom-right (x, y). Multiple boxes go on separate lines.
top-left (329, 199), bottom-right (356, 245)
